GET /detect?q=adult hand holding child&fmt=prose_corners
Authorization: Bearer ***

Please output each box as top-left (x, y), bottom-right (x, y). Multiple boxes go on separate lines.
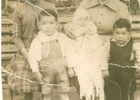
top-left (63, 23), bottom-right (77, 40)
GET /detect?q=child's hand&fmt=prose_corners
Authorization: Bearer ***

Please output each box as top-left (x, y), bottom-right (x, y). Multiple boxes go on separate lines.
top-left (34, 72), bottom-right (43, 82)
top-left (68, 68), bottom-right (75, 78)
top-left (102, 70), bottom-right (109, 78)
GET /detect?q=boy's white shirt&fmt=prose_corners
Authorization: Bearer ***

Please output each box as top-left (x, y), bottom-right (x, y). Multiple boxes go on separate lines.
top-left (101, 38), bottom-right (140, 70)
top-left (28, 30), bottom-right (72, 72)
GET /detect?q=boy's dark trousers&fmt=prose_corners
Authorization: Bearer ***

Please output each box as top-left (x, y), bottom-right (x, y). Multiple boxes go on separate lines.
top-left (104, 66), bottom-right (136, 100)
top-left (105, 38), bottom-right (136, 100)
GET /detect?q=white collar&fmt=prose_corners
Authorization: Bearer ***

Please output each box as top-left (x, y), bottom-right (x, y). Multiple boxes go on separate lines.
top-left (111, 37), bottom-right (131, 47)
top-left (36, 30), bottom-right (59, 43)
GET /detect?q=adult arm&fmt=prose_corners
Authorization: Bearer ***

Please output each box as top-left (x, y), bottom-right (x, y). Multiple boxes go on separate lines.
top-left (12, 6), bottom-right (25, 50)
top-left (12, 6), bottom-right (29, 59)
top-left (62, 21), bottom-right (77, 40)
top-left (28, 38), bottom-right (41, 72)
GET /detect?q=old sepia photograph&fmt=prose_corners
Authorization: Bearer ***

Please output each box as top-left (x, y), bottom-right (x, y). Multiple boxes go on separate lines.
top-left (1, 0), bottom-right (140, 100)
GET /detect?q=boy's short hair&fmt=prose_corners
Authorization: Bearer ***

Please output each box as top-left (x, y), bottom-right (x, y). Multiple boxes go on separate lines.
top-left (38, 9), bottom-right (58, 21)
top-left (113, 19), bottom-right (131, 32)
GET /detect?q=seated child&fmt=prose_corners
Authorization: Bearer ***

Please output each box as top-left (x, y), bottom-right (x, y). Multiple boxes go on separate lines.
top-left (28, 9), bottom-right (71, 100)
top-left (102, 19), bottom-right (140, 100)
top-left (67, 7), bottom-right (105, 100)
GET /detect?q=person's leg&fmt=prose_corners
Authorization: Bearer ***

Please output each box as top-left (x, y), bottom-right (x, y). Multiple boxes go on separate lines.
top-left (39, 63), bottom-right (54, 100)
top-left (41, 84), bottom-right (53, 100)
top-left (24, 93), bottom-right (33, 100)
top-left (129, 77), bottom-right (136, 100)
top-left (12, 92), bottom-right (25, 100)
top-left (129, 93), bottom-right (134, 100)
top-left (121, 82), bottom-right (135, 100)
top-left (104, 66), bottom-right (121, 100)
top-left (81, 96), bottom-right (86, 100)
top-left (13, 92), bottom-right (33, 100)
top-left (116, 68), bottom-right (136, 100)
top-left (120, 78), bottom-right (135, 100)
top-left (69, 76), bottom-right (80, 94)
top-left (58, 92), bottom-right (69, 100)
top-left (121, 85), bottom-right (130, 100)
top-left (104, 77), bottom-right (121, 100)
top-left (42, 94), bottom-right (52, 100)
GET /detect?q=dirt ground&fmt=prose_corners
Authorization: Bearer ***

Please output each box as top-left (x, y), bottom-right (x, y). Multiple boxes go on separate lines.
top-left (33, 86), bottom-right (140, 100)
top-left (2, 84), bottom-right (140, 100)
top-left (33, 87), bottom-right (80, 100)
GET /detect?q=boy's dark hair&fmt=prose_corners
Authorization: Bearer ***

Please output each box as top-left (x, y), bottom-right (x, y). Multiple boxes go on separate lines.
top-left (38, 9), bottom-right (58, 21)
top-left (113, 19), bottom-right (131, 32)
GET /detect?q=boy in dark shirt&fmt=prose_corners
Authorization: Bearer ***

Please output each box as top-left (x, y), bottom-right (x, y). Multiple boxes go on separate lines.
top-left (102, 19), bottom-right (140, 100)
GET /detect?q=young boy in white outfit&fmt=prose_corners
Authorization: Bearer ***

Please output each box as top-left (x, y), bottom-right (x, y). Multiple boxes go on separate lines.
top-left (67, 7), bottom-right (105, 100)
top-left (28, 9), bottom-right (71, 100)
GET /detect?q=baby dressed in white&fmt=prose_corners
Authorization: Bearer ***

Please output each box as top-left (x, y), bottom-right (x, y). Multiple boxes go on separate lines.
top-left (67, 7), bottom-right (105, 100)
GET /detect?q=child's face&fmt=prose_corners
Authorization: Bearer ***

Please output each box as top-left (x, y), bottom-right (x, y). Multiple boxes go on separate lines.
top-left (76, 16), bottom-right (89, 27)
top-left (38, 16), bottom-right (57, 36)
top-left (113, 27), bottom-right (131, 45)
